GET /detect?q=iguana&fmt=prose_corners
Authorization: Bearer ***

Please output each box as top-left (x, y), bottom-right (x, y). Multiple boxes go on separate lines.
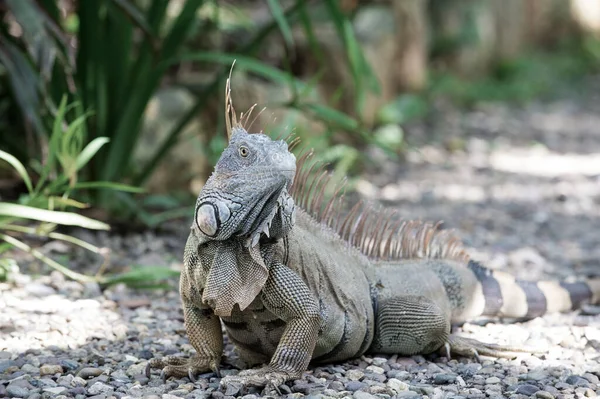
top-left (147, 84), bottom-right (600, 389)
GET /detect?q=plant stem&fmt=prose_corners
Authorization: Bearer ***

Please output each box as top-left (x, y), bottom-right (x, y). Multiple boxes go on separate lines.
top-left (0, 233), bottom-right (101, 284)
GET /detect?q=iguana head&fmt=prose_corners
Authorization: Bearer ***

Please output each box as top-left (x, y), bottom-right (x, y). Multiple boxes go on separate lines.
top-left (193, 126), bottom-right (297, 247)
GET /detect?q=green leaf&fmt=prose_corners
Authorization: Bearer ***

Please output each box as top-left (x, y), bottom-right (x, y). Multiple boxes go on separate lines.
top-left (76, 137), bottom-right (110, 171)
top-left (169, 52), bottom-right (295, 87)
top-left (103, 265), bottom-right (180, 287)
top-left (377, 94), bottom-right (429, 125)
top-left (47, 196), bottom-right (90, 209)
top-left (301, 103), bottom-right (359, 131)
top-left (267, 0), bottom-right (295, 48)
top-left (0, 203), bottom-right (110, 230)
top-left (72, 181), bottom-right (145, 193)
top-left (110, 0), bottom-right (157, 48)
top-left (0, 40), bottom-right (46, 136)
top-left (0, 150), bottom-right (33, 194)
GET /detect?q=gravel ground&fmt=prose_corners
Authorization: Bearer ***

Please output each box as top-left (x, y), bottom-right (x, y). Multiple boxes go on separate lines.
top-left (2, 77), bottom-right (600, 398)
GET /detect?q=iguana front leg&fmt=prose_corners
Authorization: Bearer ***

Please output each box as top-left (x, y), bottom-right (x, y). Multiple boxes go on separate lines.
top-left (146, 254), bottom-right (224, 381)
top-left (146, 300), bottom-right (223, 380)
top-left (222, 261), bottom-right (321, 387)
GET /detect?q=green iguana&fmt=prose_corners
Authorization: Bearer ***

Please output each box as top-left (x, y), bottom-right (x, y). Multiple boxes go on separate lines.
top-left (147, 83), bottom-right (600, 388)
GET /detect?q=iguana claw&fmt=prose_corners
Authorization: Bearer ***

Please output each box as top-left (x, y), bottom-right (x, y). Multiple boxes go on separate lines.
top-left (220, 367), bottom-right (293, 389)
top-left (446, 334), bottom-right (545, 360)
top-left (145, 355), bottom-right (219, 382)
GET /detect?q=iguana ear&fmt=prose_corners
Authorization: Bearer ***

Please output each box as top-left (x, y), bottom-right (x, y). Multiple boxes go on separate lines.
top-left (194, 200), bottom-right (233, 240)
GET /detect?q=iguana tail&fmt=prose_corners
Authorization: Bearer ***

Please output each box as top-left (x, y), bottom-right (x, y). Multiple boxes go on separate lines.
top-left (467, 260), bottom-right (600, 319)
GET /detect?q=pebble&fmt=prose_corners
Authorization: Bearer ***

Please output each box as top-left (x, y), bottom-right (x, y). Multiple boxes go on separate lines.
top-left (346, 369), bottom-right (365, 381)
top-left (43, 386), bottom-right (68, 395)
top-left (353, 391), bottom-right (377, 399)
top-left (345, 381), bottom-right (368, 392)
top-left (566, 375), bottom-right (589, 387)
top-left (395, 391), bottom-right (421, 398)
top-left (21, 364), bottom-right (40, 374)
top-left (59, 359), bottom-right (79, 371)
top-left (486, 376), bottom-right (501, 384)
top-left (536, 390), bottom-right (555, 399)
top-left (6, 385), bottom-right (29, 398)
top-left (434, 373), bottom-right (457, 384)
top-left (40, 364), bottom-right (63, 375)
top-left (87, 382), bottom-right (114, 395)
top-left (516, 383), bottom-right (540, 395)
top-left (387, 378), bottom-right (409, 392)
top-left (78, 367), bottom-right (104, 379)
top-left (365, 365), bottom-right (384, 375)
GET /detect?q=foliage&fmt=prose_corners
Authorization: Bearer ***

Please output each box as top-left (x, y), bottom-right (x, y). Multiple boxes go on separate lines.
top-left (0, 98), bottom-right (175, 287)
top-left (429, 39), bottom-right (600, 107)
top-left (0, 0), bottom-right (379, 220)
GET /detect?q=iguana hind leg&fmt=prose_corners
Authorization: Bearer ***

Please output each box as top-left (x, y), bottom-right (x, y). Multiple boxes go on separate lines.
top-left (146, 303), bottom-right (223, 381)
top-left (371, 295), bottom-right (451, 355)
top-left (370, 295), bottom-right (538, 360)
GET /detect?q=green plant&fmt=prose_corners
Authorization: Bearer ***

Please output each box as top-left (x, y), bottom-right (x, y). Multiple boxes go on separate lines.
top-left (0, 98), bottom-right (177, 287)
top-left (1, 0), bottom-right (380, 221)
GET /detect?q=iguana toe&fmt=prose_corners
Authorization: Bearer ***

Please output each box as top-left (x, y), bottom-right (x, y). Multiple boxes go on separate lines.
top-left (446, 334), bottom-right (545, 360)
top-left (146, 355), bottom-right (218, 381)
top-left (220, 367), bottom-right (295, 389)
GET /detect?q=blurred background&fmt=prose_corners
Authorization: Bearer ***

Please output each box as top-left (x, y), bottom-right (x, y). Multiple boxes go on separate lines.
top-left (1, 0), bottom-right (600, 286)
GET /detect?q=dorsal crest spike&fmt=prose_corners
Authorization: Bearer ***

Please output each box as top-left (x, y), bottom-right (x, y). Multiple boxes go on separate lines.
top-left (290, 155), bottom-right (470, 263)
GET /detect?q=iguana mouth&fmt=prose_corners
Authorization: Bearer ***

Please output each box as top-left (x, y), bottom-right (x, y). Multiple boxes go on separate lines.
top-left (243, 182), bottom-right (288, 246)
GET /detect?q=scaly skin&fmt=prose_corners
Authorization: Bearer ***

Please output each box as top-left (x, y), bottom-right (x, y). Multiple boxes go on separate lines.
top-left (146, 126), bottom-right (600, 389)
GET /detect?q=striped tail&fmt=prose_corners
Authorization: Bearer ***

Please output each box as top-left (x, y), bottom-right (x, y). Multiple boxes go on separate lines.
top-left (467, 260), bottom-right (600, 319)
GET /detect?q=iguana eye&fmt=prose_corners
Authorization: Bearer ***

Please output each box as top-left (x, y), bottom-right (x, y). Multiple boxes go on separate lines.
top-left (238, 146), bottom-right (249, 157)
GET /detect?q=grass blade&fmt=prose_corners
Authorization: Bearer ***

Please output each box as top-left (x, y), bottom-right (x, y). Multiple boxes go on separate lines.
top-left (110, 0), bottom-right (158, 49)
top-left (266, 0), bottom-right (295, 48)
top-left (0, 233), bottom-right (97, 283)
top-left (0, 203), bottom-right (110, 230)
top-left (0, 150), bottom-right (33, 194)
top-left (76, 137), bottom-right (110, 171)
top-left (73, 181), bottom-right (145, 193)
top-left (170, 52), bottom-right (295, 86)
top-left (102, 265), bottom-right (180, 287)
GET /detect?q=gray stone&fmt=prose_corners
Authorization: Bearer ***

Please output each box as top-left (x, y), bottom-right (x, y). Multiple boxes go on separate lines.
top-left (20, 362), bottom-right (39, 374)
top-left (346, 369), bottom-right (365, 381)
top-left (387, 378), bottom-right (409, 392)
top-left (59, 359), bottom-right (79, 371)
top-left (395, 391), bottom-right (421, 398)
top-left (0, 359), bottom-right (15, 373)
top-left (77, 367), bottom-right (103, 379)
top-left (87, 382), bottom-right (113, 395)
top-left (516, 384), bottom-right (540, 395)
top-left (582, 373), bottom-right (599, 384)
top-left (345, 381), bottom-right (368, 392)
top-left (486, 376), bottom-right (501, 384)
top-left (38, 378), bottom-right (57, 388)
top-left (434, 374), bottom-right (457, 384)
top-left (25, 283), bottom-right (56, 297)
top-left (566, 375), bottom-right (590, 387)
top-left (43, 387), bottom-right (68, 395)
top-left (365, 365), bottom-right (384, 375)
top-left (353, 391), bottom-right (377, 399)
top-left (535, 390), bottom-right (555, 399)
top-left (68, 387), bottom-right (87, 396)
top-left (6, 385), bottom-right (29, 398)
